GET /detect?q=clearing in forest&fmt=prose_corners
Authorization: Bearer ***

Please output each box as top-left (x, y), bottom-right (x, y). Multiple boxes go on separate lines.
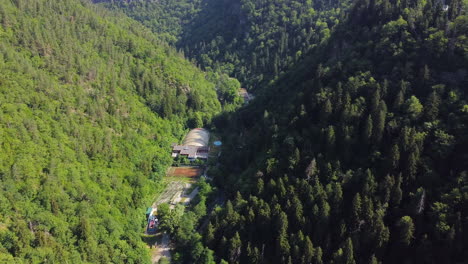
top-left (166, 166), bottom-right (203, 178)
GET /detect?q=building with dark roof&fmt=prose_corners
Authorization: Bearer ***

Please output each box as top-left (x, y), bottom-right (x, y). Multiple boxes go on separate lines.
top-left (171, 128), bottom-right (210, 160)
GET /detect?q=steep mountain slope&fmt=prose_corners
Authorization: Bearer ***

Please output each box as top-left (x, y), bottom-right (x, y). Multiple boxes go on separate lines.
top-left (97, 0), bottom-right (352, 89)
top-left (204, 0), bottom-right (468, 263)
top-left (0, 0), bottom-right (222, 262)
top-left (99, 0), bottom-right (468, 263)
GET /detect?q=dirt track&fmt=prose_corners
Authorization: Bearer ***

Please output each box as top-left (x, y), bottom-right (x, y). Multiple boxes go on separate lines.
top-left (152, 233), bottom-right (171, 263)
top-left (150, 181), bottom-right (196, 263)
top-left (152, 181), bottom-right (190, 207)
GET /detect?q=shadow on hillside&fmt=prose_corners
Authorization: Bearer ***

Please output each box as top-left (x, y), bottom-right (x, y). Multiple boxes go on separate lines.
top-left (177, 0), bottom-right (246, 52)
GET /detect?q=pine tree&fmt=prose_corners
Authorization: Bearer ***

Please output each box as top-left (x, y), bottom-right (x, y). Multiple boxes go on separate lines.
top-left (276, 212), bottom-right (291, 259)
top-left (368, 254), bottom-right (378, 264)
top-left (391, 173), bottom-right (403, 207)
top-left (256, 178), bottom-right (264, 195)
top-left (362, 169), bottom-right (377, 195)
top-left (204, 222), bottom-right (215, 247)
top-left (405, 96), bottom-right (423, 120)
top-left (343, 237), bottom-right (356, 264)
top-left (389, 143), bottom-right (400, 170)
top-left (304, 236), bottom-right (314, 263)
top-left (372, 100), bottom-right (387, 144)
top-left (424, 91), bottom-right (440, 121)
top-left (370, 87), bottom-right (381, 115)
top-left (406, 146), bottom-right (419, 182)
top-left (305, 158), bottom-right (318, 181)
top-left (362, 115), bottom-right (373, 143)
top-left (289, 148), bottom-right (300, 170)
top-left (380, 174), bottom-right (394, 205)
top-left (330, 182), bottom-right (343, 216)
top-left (199, 247), bottom-right (216, 264)
top-left (320, 99), bottom-right (332, 123)
top-left (351, 193), bottom-right (362, 231)
top-left (314, 247), bottom-right (323, 264)
top-left (325, 126), bottom-right (336, 156)
top-left (246, 242), bottom-right (261, 264)
top-left (393, 84), bottom-right (405, 111)
top-left (229, 232), bottom-right (242, 263)
top-left (362, 196), bottom-right (374, 226)
top-left (396, 216), bottom-right (414, 247)
top-left (373, 206), bottom-right (390, 251)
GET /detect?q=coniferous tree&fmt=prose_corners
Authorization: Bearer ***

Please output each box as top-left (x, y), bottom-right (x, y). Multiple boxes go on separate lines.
top-left (229, 232), bottom-right (242, 263)
top-left (351, 193), bottom-right (362, 231)
top-left (389, 143), bottom-right (400, 170)
top-left (396, 216), bottom-right (415, 247)
top-left (303, 236), bottom-right (314, 263)
top-left (424, 91), bottom-right (441, 121)
top-left (343, 237), bottom-right (356, 264)
top-left (363, 115), bottom-right (373, 143)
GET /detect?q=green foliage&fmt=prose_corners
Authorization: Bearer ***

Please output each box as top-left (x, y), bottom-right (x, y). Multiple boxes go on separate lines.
top-left (405, 96), bottom-right (424, 120)
top-left (186, 0), bottom-right (468, 263)
top-left (189, 112), bottom-right (204, 129)
top-left (99, 0), bottom-right (352, 89)
top-left (0, 0), bottom-right (223, 262)
top-left (2, 0), bottom-right (467, 262)
top-left (396, 216), bottom-right (415, 246)
top-left (157, 179), bottom-right (217, 264)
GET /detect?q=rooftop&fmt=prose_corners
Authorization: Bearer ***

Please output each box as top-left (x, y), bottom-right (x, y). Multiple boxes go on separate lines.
top-left (172, 145), bottom-right (210, 159)
top-left (183, 128), bottom-right (210, 147)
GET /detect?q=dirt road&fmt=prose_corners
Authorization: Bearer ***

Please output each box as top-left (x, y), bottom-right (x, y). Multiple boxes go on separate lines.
top-left (152, 233), bottom-right (171, 263)
top-left (150, 181), bottom-right (196, 263)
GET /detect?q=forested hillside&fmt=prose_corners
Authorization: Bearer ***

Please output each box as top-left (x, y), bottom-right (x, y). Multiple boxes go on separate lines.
top-left (204, 0), bottom-right (468, 263)
top-left (98, 0), bottom-right (353, 89)
top-left (0, 0), bottom-right (223, 262)
top-left (2, 0), bottom-right (467, 263)
top-left (101, 0), bottom-right (468, 263)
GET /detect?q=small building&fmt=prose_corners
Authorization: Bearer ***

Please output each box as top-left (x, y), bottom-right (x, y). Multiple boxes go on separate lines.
top-left (172, 128), bottom-right (210, 160)
top-left (172, 145), bottom-right (209, 160)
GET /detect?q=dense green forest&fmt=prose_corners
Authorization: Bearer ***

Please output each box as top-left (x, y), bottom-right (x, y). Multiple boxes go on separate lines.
top-left (205, 0), bottom-right (468, 263)
top-left (97, 0), bottom-right (354, 89)
top-left (101, 0), bottom-right (468, 263)
top-left (1, 0), bottom-right (467, 263)
top-left (0, 0), bottom-right (229, 262)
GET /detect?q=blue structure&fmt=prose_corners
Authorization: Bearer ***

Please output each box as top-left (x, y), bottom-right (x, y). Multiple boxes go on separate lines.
top-left (213, 141), bottom-right (222, 146)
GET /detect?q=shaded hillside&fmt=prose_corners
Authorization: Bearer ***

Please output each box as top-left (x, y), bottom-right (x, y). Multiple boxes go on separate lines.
top-left (205, 0), bottom-right (468, 263)
top-left (97, 0), bottom-right (352, 89)
top-left (98, 0), bottom-right (468, 263)
top-left (0, 0), bottom-right (222, 262)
